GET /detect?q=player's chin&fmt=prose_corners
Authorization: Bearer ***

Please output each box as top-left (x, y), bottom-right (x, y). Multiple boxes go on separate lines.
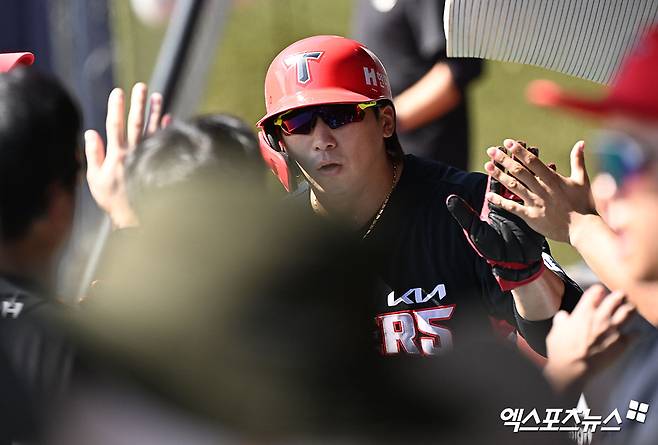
top-left (317, 176), bottom-right (350, 195)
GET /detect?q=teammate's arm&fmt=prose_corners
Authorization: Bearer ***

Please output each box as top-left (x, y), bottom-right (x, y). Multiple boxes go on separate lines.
top-left (395, 59), bottom-right (482, 132)
top-left (395, 62), bottom-right (461, 132)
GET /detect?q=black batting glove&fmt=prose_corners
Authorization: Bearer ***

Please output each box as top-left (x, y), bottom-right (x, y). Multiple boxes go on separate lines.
top-left (446, 172), bottom-right (546, 291)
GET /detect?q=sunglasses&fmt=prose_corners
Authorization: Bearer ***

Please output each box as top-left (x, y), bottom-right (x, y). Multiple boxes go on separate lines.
top-left (272, 101), bottom-right (379, 136)
top-left (593, 130), bottom-right (655, 188)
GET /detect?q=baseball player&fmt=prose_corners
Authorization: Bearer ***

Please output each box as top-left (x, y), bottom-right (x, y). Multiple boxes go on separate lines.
top-left (256, 35), bottom-right (582, 357)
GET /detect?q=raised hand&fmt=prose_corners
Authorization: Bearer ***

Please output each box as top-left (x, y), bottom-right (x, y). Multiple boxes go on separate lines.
top-left (85, 83), bottom-right (165, 228)
top-left (484, 139), bottom-right (596, 243)
top-left (544, 285), bottom-right (635, 393)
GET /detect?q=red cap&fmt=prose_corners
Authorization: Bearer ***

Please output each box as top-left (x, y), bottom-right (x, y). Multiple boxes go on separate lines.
top-left (0, 52), bottom-right (35, 73)
top-left (257, 35), bottom-right (392, 127)
top-left (527, 27), bottom-right (658, 121)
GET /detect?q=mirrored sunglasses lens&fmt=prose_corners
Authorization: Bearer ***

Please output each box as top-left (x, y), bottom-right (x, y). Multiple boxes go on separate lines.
top-left (281, 110), bottom-right (316, 135)
top-left (320, 104), bottom-right (363, 129)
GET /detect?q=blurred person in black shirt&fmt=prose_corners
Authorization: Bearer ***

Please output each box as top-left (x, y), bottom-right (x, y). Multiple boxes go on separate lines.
top-left (0, 61), bottom-right (81, 441)
top-left (353, 0), bottom-right (483, 169)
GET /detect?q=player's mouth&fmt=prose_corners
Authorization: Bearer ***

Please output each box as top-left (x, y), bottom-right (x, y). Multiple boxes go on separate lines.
top-left (317, 161), bottom-right (343, 175)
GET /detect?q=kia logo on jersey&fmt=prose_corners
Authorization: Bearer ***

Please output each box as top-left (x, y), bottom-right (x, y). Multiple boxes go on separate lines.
top-left (284, 51), bottom-right (323, 84)
top-left (387, 283), bottom-right (446, 306)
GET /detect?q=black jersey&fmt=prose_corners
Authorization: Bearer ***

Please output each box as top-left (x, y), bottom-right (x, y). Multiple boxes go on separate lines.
top-left (291, 155), bottom-right (581, 356)
top-left (0, 274), bottom-right (75, 438)
top-left (352, 0), bottom-right (483, 168)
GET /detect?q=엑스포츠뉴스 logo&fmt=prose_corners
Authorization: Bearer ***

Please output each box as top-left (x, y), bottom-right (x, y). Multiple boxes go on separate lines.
top-left (284, 52), bottom-right (323, 84)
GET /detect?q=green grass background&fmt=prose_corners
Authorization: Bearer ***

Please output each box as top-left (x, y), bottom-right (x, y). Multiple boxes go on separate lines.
top-left (111, 0), bottom-right (608, 266)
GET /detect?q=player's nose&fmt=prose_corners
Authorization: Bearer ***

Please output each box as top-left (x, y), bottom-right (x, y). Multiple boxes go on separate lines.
top-left (311, 118), bottom-right (337, 152)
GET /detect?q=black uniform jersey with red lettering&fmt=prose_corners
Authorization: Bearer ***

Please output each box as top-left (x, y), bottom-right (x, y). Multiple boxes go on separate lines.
top-left (290, 154), bottom-right (581, 356)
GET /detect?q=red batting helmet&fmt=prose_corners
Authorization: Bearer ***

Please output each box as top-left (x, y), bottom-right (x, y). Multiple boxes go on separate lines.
top-left (0, 52), bottom-right (35, 73)
top-left (256, 35), bottom-right (392, 191)
top-left (527, 26), bottom-right (658, 122)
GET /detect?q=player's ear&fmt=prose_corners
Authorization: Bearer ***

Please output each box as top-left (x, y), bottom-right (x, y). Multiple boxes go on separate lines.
top-left (379, 104), bottom-right (395, 138)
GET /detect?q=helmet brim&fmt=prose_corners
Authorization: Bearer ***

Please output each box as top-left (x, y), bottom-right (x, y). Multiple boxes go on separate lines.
top-left (0, 52), bottom-right (35, 73)
top-left (526, 79), bottom-right (658, 121)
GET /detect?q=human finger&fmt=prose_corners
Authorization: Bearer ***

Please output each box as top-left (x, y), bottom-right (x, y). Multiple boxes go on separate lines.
top-left (106, 88), bottom-right (126, 157)
top-left (146, 91), bottom-right (164, 135)
top-left (569, 140), bottom-right (588, 185)
top-left (446, 194), bottom-right (502, 259)
top-left (485, 160), bottom-right (539, 205)
top-left (161, 113), bottom-right (173, 128)
top-left (84, 129), bottom-right (105, 176)
top-left (127, 83), bottom-right (148, 148)
top-left (571, 284), bottom-right (607, 318)
top-left (552, 309), bottom-right (569, 325)
top-left (485, 191), bottom-right (535, 221)
top-left (486, 146), bottom-right (545, 196)
top-left (595, 290), bottom-right (626, 321)
top-left (609, 302), bottom-right (636, 328)
top-left (504, 139), bottom-right (557, 182)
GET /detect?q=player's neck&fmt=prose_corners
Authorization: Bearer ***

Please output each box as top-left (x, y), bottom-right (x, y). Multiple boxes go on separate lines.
top-left (311, 157), bottom-right (402, 230)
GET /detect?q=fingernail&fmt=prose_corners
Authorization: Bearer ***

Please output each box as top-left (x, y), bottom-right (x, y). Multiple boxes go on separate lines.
top-left (578, 140), bottom-right (585, 151)
top-left (504, 139), bottom-right (514, 148)
top-left (486, 147), bottom-right (498, 157)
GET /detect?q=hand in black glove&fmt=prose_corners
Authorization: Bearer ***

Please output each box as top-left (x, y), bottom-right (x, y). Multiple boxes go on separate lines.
top-left (446, 147), bottom-right (546, 291)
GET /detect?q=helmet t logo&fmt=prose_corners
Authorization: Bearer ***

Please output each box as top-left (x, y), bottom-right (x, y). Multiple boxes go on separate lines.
top-left (284, 52), bottom-right (323, 84)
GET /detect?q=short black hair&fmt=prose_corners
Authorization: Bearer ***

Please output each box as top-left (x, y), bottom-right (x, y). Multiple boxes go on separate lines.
top-left (0, 68), bottom-right (81, 241)
top-left (126, 113), bottom-right (264, 209)
top-left (373, 100), bottom-right (404, 164)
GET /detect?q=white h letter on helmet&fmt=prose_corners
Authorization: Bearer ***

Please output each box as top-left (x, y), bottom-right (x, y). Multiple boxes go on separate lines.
top-left (363, 67), bottom-right (378, 86)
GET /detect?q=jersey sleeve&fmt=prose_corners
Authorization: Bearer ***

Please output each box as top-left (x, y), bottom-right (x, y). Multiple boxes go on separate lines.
top-left (406, 0), bottom-right (483, 91)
